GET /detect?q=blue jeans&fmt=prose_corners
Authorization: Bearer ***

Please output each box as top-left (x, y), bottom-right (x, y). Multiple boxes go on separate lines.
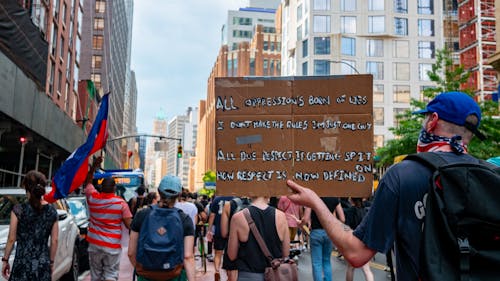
top-left (310, 229), bottom-right (333, 281)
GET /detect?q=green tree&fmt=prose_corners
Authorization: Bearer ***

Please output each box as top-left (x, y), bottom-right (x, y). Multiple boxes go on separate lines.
top-left (376, 49), bottom-right (500, 167)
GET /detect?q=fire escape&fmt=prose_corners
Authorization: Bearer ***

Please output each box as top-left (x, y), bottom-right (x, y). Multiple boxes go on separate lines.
top-left (458, 0), bottom-right (497, 101)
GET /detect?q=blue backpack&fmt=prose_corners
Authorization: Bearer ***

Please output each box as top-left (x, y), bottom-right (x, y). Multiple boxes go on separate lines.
top-left (136, 205), bottom-right (184, 280)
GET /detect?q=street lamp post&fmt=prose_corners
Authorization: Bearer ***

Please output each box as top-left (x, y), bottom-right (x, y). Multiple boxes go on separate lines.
top-left (329, 60), bottom-right (360, 74)
top-left (17, 137), bottom-right (28, 187)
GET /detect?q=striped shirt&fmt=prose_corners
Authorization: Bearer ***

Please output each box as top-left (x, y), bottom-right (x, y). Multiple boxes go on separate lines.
top-left (85, 183), bottom-right (132, 253)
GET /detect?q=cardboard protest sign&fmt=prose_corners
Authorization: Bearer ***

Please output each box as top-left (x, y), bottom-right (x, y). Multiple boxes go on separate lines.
top-left (215, 75), bottom-right (373, 197)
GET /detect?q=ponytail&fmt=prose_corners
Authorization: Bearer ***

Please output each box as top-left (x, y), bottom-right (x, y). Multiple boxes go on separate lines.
top-left (22, 170), bottom-right (47, 213)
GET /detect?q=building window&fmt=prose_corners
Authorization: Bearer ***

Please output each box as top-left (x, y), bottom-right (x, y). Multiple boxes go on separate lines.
top-left (314, 37), bottom-right (330, 55)
top-left (263, 27), bottom-right (276, 33)
top-left (393, 63), bottom-right (410, 81)
top-left (394, 0), bottom-right (407, 13)
top-left (297, 4), bottom-right (303, 21)
top-left (366, 61), bottom-right (384, 80)
top-left (58, 70), bottom-right (63, 97)
top-left (51, 25), bottom-right (58, 55)
top-left (297, 25), bottom-right (302, 41)
top-left (418, 0), bottom-right (434, 14)
top-left (95, 0), bottom-right (105, 13)
top-left (59, 37), bottom-right (64, 58)
top-left (369, 0), bottom-right (384, 11)
top-left (91, 73), bottom-right (101, 89)
top-left (340, 0), bottom-right (356, 11)
top-left (233, 30), bottom-right (252, 38)
top-left (53, 0), bottom-right (60, 18)
top-left (341, 37), bottom-right (356, 56)
top-left (314, 60), bottom-right (330, 75)
top-left (393, 108), bottom-right (406, 127)
top-left (374, 135), bottom-right (384, 148)
top-left (393, 40), bottom-right (409, 58)
top-left (92, 55), bottom-right (102, 68)
top-left (250, 58), bottom-right (255, 76)
top-left (277, 60), bottom-right (281, 76)
top-left (304, 18), bottom-right (309, 36)
top-left (302, 39), bottom-right (308, 57)
top-left (419, 63), bottom-right (432, 81)
top-left (227, 59), bottom-right (233, 77)
top-left (374, 107), bottom-right (384, 125)
top-left (233, 17), bottom-right (252, 25)
top-left (94, 18), bottom-right (104, 31)
top-left (92, 35), bottom-right (103, 50)
top-left (418, 41), bottom-right (435, 58)
top-left (233, 58), bottom-right (238, 75)
top-left (313, 15), bottom-right (330, 33)
top-left (49, 62), bottom-right (55, 95)
top-left (373, 84), bottom-right (384, 103)
top-left (263, 59), bottom-right (268, 76)
top-left (313, 0), bottom-right (330, 10)
top-left (66, 52), bottom-right (71, 78)
top-left (270, 60), bottom-right (275, 76)
top-left (302, 61), bottom-right (308, 75)
top-left (367, 39), bottom-right (383, 57)
top-left (418, 19), bottom-right (434, 36)
top-left (368, 16), bottom-right (385, 33)
top-left (264, 41), bottom-right (269, 51)
top-left (393, 85), bottom-right (411, 103)
top-left (341, 16), bottom-right (356, 33)
top-left (394, 18), bottom-right (408, 35)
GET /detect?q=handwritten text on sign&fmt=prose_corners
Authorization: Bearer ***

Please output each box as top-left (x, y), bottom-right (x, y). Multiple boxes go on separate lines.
top-left (215, 76), bottom-right (373, 197)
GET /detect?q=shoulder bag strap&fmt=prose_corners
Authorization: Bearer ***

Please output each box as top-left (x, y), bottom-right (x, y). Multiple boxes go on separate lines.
top-left (404, 152), bottom-right (449, 171)
top-left (242, 208), bottom-right (274, 264)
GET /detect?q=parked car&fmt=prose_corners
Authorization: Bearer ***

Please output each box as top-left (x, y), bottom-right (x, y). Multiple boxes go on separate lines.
top-left (0, 188), bottom-right (80, 281)
top-left (67, 195), bottom-right (90, 272)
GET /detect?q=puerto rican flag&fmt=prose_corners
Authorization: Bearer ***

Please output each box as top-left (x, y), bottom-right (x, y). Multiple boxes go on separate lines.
top-left (45, 93), bottom-right (109, 203)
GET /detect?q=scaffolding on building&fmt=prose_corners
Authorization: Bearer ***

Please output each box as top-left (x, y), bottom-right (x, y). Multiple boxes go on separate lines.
top-left (458, 0), bottom-right (497, 101)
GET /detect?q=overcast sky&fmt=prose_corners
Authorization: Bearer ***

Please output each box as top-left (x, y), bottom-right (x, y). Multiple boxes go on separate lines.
top-left (131, 0), bottom-right (247, 133)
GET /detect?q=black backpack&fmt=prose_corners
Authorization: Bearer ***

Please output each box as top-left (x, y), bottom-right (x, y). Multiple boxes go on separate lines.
top-left (405, 152), bottom-right (500, 281)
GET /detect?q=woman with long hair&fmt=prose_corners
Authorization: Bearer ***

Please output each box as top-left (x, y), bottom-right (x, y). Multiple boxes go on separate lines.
top-left (1, 170), bottom-right (58, 281)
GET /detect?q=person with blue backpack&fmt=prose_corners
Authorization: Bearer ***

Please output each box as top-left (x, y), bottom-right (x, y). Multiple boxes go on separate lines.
top-left (286, 92), bottom-right (500, 280)
top-left (128, 175), bottom-right (195, 281)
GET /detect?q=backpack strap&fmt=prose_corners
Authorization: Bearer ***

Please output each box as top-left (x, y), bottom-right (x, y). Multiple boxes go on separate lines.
top-left (242, 208), bottom-right (275, 266)
top-left (404, 152), bottom-right (449, 171)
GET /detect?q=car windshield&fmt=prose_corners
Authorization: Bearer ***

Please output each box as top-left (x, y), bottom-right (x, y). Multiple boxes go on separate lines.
top-left (0, 195), bottom-right (27, 225)
top-left (67, 199), bottom-right (88, 220)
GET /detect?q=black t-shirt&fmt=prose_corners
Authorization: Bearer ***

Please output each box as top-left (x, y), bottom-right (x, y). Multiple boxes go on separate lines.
top-left (310, 197), bottom-right (340, 230)
top-left (131, 206), bottom-right (194, 237)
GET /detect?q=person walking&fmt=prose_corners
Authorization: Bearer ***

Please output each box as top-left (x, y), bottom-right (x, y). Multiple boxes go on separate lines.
top-left (1, 170), bottom-right (58, 281)
top-left (85, 157), bottom-right (133, 281)
top-left (286, 91), bottom-right (486, 280)
top-left (128, 184), bottom-right (147, 217)
top-left (227, 196), bottom-right (289, 281)
top-left (344, 198), bottom-right (373, 281)
top-left (128, 175), bottom-right (195, 281)
top-left (304, 197), bottom-right (344, 281)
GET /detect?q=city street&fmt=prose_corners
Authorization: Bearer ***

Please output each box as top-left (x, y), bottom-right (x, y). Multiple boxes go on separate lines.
top-left (78, 227), bottom-right (392, 281)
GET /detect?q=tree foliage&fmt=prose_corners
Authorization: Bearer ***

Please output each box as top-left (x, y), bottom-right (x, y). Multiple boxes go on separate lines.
top-left (376, 49), bottom-right (500, 167)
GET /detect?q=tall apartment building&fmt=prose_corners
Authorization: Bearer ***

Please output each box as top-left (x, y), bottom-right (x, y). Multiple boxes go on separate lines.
top-left (0, 0), bottom-right (84, 184)
top-left (281, 0), bottom-right (443, 147)
top-left (488, 0), bottom-right (500, 100)
top-left (18, 0), bottom-right (83, 119)
top-left (181, 107), bottom-right (198, 190)
top-left (79, 0), bottom-right (134, 168)
top-left (166, 114), bottom-right (189, 181)
top-left (458, 0), bottom-right (497, 101)
top-left (145, 109), bottom-right (167, 187)
top-left (195, 4), bottom-right (282, 189)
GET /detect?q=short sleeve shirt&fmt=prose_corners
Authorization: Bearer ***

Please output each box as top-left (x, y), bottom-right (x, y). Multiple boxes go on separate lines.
top-left (353, 152), bottom-right (479, 281)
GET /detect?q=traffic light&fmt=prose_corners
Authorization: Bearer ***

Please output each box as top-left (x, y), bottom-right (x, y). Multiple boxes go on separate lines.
top-left (177, 145), bottom-right (183, 158)
top-left (19, 137), bottom-right (28, 144)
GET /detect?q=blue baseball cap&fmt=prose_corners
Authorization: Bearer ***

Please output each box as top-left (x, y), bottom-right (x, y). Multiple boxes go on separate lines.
top-left (158, 175), bottom-right (182, 197)
top-left (414, 91), bottom-right (485, 140)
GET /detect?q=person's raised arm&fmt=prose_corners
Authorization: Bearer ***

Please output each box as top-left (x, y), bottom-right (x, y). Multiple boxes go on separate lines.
top-left (286, 180), bottom-right (375, 267)
top-left (84, 156), bottom-right (102, 186)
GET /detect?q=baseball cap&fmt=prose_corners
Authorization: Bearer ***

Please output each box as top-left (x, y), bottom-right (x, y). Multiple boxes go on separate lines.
top-left (413, 91), bottom-right (485, 140)
top-left (158, 175), bottom-right (182, 198)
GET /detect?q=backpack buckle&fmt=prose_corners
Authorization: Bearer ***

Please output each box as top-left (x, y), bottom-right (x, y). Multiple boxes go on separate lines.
top-left (458, 237), bottom-right (470, 254)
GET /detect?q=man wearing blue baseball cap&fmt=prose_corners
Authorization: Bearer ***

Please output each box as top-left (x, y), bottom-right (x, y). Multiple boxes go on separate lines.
top-left (284, 91), bottom-right (486, 281)
top-left (128, 175), bottom-right (195, 281)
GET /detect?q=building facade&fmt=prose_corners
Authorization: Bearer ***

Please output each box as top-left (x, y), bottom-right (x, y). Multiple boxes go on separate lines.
top-left (281, 0), bottom-right (444, 147)
top-left (145, 109), bottom-right (167, 188)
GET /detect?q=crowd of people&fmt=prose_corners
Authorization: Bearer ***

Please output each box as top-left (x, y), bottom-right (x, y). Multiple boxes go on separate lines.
top-left (2, 91), bottom-right (498, 281)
